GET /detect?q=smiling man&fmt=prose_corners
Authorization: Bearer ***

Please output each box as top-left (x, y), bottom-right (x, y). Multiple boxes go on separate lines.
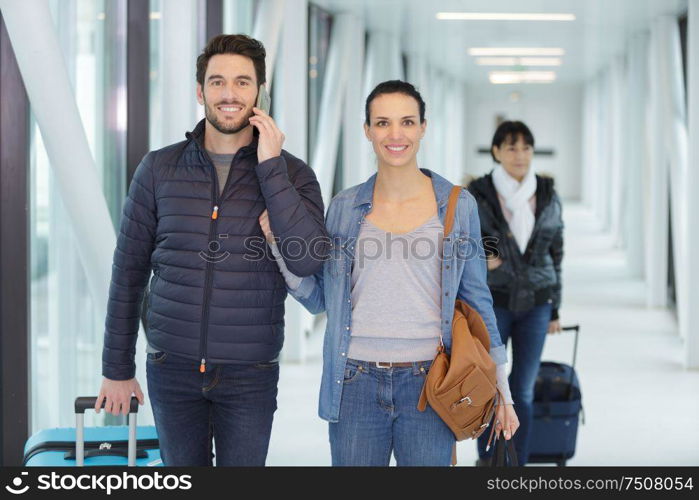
top-left (95, 34), bottom-right (329, 466)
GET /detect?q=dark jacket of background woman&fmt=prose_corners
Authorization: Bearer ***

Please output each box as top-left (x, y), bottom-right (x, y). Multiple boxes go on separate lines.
top-left (468, 172), bottom-right (563, 321)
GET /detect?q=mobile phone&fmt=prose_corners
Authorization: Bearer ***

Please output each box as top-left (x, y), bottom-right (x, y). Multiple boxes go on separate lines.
top-left (256, 84), bottom-right (271, 114)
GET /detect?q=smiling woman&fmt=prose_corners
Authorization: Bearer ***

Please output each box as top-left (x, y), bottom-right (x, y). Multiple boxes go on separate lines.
top-left (364, 93), bottom-right (424, 169)
top-left (264, 79), bottom-right (517, 467)
top-left (361, 83), bottom-right (434, 232)
top-left (363, 80), bottom-right (425, 172)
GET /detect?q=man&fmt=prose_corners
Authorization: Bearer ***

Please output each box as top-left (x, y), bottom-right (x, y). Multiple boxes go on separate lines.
top-left (96, 34), bottom-right (328, 466)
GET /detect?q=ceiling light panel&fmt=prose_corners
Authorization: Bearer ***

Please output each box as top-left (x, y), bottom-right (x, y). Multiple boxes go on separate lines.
top-left (475, 57), bottom-right (562, 66)
top-left (469, 48), bottom-right (565, 56)
top-left (489, 71), bottom-right (557, 84)
top-left (437, 12), bottom-right (575, 21)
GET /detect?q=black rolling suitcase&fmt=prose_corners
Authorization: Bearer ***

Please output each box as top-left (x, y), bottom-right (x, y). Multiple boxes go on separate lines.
top-left (528, 325), bottom-right (584, 466)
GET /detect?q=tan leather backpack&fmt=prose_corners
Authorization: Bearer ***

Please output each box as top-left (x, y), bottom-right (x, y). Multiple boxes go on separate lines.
top-left (417, 186), bottom-right (503, 441)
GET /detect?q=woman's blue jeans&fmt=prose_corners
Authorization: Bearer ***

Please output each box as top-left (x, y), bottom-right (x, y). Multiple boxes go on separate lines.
top-left (328, 359), bottom-right (455, 466)
top-left (477, 302), bottom-right (552, 465)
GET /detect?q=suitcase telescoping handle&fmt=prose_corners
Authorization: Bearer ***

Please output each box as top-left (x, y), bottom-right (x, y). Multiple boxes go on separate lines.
top-left (560, 325), bottom-right (580, 371)
top-left (74, 396), bottom-right (139, 467)
top-left (560, 325), bottom-right (581, 399)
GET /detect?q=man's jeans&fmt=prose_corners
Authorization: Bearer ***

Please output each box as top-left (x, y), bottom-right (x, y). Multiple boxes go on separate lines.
top-left (146, 351), bottom-right (279, 466)
top-left (477, 302), bottom-right (552, 465)
top-left (329, 359), bottom-right (454, 466)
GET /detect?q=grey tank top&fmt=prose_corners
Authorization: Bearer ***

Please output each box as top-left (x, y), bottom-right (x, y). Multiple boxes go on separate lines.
top-left (347, 213), bottom-right (444, 362)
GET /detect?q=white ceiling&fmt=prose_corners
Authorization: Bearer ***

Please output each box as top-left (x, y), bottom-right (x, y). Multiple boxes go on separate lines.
top-left (311, 0), bottom-right (689, 84)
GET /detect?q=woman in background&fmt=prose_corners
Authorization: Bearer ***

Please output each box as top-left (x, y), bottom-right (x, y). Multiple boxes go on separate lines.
top-left (469, 120), bottom-right (564, 466)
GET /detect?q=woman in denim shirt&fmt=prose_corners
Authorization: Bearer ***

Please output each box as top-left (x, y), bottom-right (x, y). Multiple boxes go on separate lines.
top-left (260, 81), bottom-right (518, 466)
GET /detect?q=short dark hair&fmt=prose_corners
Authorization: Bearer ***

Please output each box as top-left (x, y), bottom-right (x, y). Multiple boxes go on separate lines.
top-left (491, 121), bottom-right (535, 163)
top-left (196, 34), bottom-right (266, 87)
top-left (365, 80), bottom-right (426, 125)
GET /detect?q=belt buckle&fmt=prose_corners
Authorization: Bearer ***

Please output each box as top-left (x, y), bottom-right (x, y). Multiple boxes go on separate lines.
top-left (374, 361), bottom-right (392, 368)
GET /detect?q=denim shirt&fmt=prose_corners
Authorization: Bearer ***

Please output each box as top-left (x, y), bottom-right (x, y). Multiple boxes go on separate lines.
top-left (288, 168), bottom-right (507, 423)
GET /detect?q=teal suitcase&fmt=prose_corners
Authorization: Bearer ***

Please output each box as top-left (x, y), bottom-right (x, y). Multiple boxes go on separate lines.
top-left (23, 397), bottom-right (162, 467)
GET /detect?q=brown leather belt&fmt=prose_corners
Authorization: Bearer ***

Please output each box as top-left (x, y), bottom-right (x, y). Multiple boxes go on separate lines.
top-left (368, 361), bottom-right (431, 368)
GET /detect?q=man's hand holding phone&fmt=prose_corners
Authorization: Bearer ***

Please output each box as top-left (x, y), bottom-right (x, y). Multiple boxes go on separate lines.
top-left (249, 85), bottom-right (284, 164)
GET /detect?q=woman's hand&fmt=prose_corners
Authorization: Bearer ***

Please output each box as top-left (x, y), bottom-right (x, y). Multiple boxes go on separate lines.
top-left (249, 107), bottom-right (284, 163)
top-left (487, 255), bottom-right (503, 271)
top-left (495, 403), bottom-right (519, 440)
top-left (258, 209), bottom-right (275, 243)
top-left (547, 319), bottom-right (562, 334)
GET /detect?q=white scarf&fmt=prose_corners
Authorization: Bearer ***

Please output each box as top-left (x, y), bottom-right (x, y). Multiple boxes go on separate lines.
top-left (492, 164), bottom-right (536, 254)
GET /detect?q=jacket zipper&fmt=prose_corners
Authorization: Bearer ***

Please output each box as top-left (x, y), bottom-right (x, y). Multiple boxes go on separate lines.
top-left (198, 147), bottom-right (243, 373)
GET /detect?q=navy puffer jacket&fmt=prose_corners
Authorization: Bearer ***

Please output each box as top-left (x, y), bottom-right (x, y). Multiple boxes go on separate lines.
top-left (102, 119), bottom-right (329, 380)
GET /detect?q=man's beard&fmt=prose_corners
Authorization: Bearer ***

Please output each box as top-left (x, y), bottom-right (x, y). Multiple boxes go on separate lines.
top-left (203, 97), bottom-right (253, 135)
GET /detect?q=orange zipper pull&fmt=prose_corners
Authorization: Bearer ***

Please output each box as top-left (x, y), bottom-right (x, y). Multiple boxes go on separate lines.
top-left (211, 206), bottom-right (219, 220)
top-left (199, 358), bottom-right (206, 373)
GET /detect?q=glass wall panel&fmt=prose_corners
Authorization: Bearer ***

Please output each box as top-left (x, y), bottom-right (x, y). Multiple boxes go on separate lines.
top-left (307, 3), bottom-right (332, 159)
top-left (148, 0), bottom-right (162, 149)
top-left (29, 0), bottom-right (127, 431)
top-left (148, 0), bottom-right (204, 150)
top-left (222, 0), bottom-right (255, 35)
